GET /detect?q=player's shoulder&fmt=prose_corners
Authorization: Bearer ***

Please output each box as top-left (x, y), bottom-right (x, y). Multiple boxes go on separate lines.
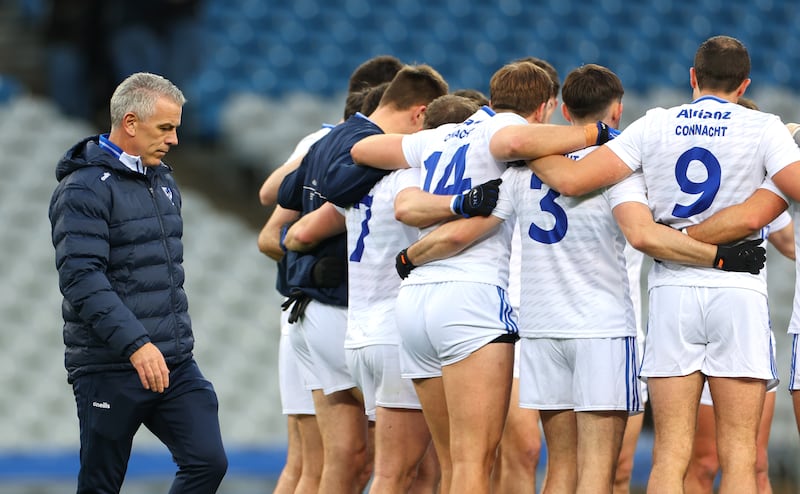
top-left (500, 162), bottom-right (532, 186)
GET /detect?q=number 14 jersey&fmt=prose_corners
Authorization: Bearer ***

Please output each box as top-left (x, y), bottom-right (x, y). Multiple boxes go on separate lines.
top-left (400, 107), bottom-right (519, 289)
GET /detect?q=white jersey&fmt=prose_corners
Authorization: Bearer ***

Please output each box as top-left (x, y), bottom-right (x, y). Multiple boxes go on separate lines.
top-left (492, 146), bottom-right (643, 338)
top-left (606, 96), bottom-right (800, 295)
top-left (788, 201), bottom-right (800, 335)
top-left (399, 107), bottom-right (517, 288)
top-left (341, 167), bottom-right (420, 348)
top-left (285, 125), bottom-right (335, 162)
top-left (508, 222), bottom-right (522, 309)
top-left (278, 123), bottom-right (335, 336)
top-left (623, 242), bottom-right (645, 341)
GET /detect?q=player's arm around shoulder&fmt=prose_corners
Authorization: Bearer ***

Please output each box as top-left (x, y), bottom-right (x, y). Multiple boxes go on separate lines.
top-left (394, 187), bottom-right (457, 228)
top-left (258, 206), bottom-right (300, 261)
top-left (613, 200), bottom-right (717, 266)
top-left (351, 133), bottom-right (409, 170)
top-left (489, 123), bottom-right (593, 161)
top-left (684, 187), bottom-right (788, 245)
top-left (528, 145), bottom-right (632, 197)
top-left (406, 214), bottom-right (504, 267)
top-left (283, 202), bottom-right (345, 252)
top-left (767, 216), bottom-right (795, 261)
top-left (259, 154), bottom-right (304, 207)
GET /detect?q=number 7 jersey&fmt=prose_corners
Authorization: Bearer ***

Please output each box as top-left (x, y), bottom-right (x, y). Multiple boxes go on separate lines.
top-left (606, 95), bottom-right (800, 293)
top-left (400, 106), bottom-right (521, 288)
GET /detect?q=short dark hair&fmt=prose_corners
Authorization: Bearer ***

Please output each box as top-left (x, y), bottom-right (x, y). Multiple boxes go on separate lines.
top-left (423, 94), bottom-right (480, 129)
top-left (361, 82), bottom-right (390, 116)
top-left (452, 88), bottom-right (489, 107)
top-left (561, 64), bottom-right (624, 121)
top-left (344, 89), bottom-right (367, 120)
top-left (348, 55), bottom-right (404, 94)
top-left (694, 35), bottom-right (750, 93)
top-left (379, 64), bottom-right (449, 110)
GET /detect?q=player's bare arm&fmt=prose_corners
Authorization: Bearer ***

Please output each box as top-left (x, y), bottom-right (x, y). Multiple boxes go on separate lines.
top-left (394, 187), bottom-right (459, 228)
top-left (283, 202), bottom-right (346, 252)
top-left (614, 201), bottom-right (766, 274)
top-left (684, 188), bottom-right (788, 245)
top-left (350, 134), bottom-right (409, 170)
top-left (259, 154), bottom-right (304, 206)
top-left (404, 215), bottom-right (503, 267)
top-left (396, 178), bottom-right (502, 228)
top-left (528, 145), bottom-right (633, 196)
top-left (489, 122), bottom-right (607, 161)
top-left (614, 201), bottom-right (718, 266)
top-left (257, 205), bottom-right (300, 261)
top-left (767, 221), bottom-right (795, 260)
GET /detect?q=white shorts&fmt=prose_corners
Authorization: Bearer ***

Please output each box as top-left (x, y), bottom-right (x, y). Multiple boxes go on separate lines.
top-left (346, 344), bottom-right (422, 420)
top-left (641, 286), bottom-right (775, 382)
top-left (789, 334), bottom-right (800, 391)
top-left (289, 299), bottom-right (354, 395)
top-left (513, 339), bottom-right (521, 379)
top-left (396, 282), bottom-right (518, 379)
top-left (699, 377), bottom-right (778, 406)
top-left (279, 309), bottom-right (315, 415)
top-left (699, 330), bottom-right (779, 404)
top-left (518, 336), bottom-right (643, 413)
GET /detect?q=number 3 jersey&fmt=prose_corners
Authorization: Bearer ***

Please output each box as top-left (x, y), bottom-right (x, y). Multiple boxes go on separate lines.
top-left (493, 148), bottom-right (641, 339)
top-left (606, 95), bottom-right (800, 294)
top-left (399, 106), bottom-right (518, 289)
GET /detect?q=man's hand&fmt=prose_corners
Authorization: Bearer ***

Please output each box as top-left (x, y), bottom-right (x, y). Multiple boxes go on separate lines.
top-left (596, 121), bottom-right (620, 145)
top-left (311, 256), bottom-right (346, 288)
top-left (130, 342), bottom-right (170, 393)
top-left (281, 289), bottom-right (312, 324)
top-left (395, 248), bottom-right (416, 279)
top-left (451, 178), bottom-right (502, 218)
top-left (713, 239), bottom-right (766, 274)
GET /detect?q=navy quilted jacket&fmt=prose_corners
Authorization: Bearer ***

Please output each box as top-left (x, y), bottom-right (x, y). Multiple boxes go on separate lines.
top-left (49, 136), bottom-right (193, 382)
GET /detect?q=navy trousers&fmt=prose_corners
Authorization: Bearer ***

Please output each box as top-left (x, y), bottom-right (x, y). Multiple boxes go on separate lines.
top-left (72, 359), bottom-right (228, 493)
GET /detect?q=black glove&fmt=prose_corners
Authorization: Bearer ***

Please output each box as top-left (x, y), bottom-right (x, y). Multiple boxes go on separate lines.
top-left (281, 289), bottom-right (312, 324)
top-left (713, 239), bottom-right (766, 275)
top-left (311, 256), bottom-right (346, 288)
top-left (395, 248), bottom-right (416, 279)
top-left (596, 121), bottom-right (620, 145)
top-left (451, 178), bottom-right (502, 218)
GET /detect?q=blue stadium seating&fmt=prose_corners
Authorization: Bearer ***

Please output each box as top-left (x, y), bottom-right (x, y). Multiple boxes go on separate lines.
top-left (183, 0), bottom-right (800, 138)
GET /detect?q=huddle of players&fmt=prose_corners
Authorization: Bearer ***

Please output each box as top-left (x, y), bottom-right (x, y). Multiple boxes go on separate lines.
top-left (260, 34), bottom-right (800, 494)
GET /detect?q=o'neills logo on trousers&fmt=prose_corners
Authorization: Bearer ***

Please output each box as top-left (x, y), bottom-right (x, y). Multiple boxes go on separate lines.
top-left (92, 401), bottom-right (111, 409)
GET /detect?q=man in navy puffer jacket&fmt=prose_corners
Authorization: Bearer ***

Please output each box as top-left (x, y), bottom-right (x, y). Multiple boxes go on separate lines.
top-left (49, 72), bottom-right (227, 493)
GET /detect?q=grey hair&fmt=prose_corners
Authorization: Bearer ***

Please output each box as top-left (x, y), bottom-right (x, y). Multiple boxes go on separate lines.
top-left (109, 72), bottom-right (186, 129)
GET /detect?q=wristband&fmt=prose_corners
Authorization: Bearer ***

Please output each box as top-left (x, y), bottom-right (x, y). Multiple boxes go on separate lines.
top-left (450, 195), bottom-right (460, 215)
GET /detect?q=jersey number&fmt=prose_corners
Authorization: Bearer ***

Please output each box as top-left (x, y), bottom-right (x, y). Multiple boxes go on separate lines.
top-left (672, 147), bottom-right (720, 218)
top-left (528, 174), bottom-right (568, 244)
top-left (350, 195), bottom-right (373, 262)
top-left (422, 144), bottom-right (473, 194)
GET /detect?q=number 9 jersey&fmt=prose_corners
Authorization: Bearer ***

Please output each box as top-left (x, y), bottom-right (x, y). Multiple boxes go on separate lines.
top-left (606, 95), bottom-right (800, 294)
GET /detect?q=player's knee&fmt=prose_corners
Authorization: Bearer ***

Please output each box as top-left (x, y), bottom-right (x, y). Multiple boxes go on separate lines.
top-left (516, 441), bottom-right (541, 469)
top-left (688, 453), bottom-right (719, 482)
top-left (614, 458), bottom-right (633, 484)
